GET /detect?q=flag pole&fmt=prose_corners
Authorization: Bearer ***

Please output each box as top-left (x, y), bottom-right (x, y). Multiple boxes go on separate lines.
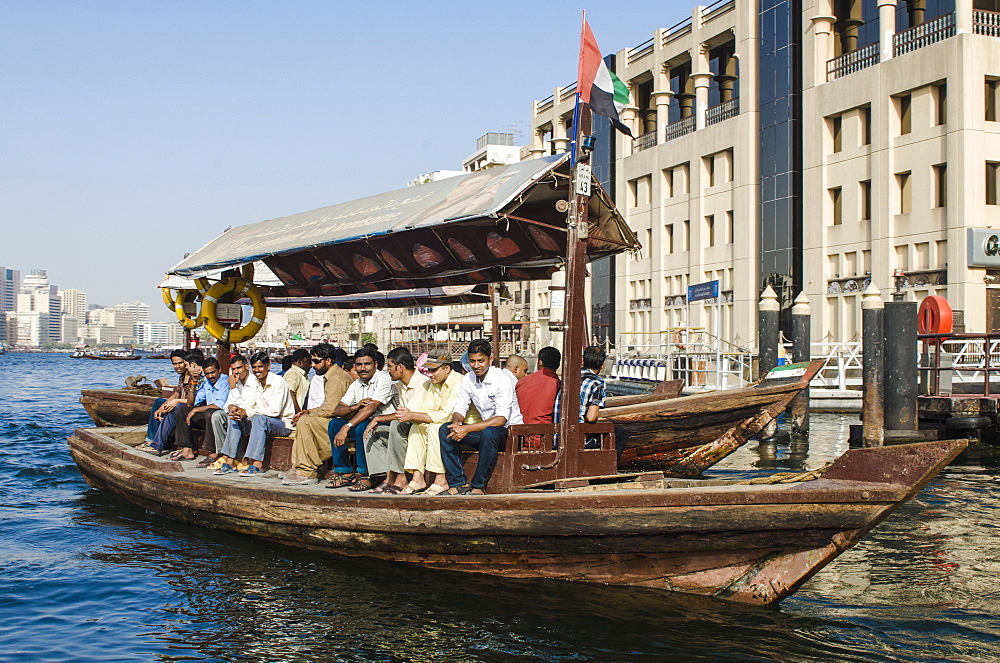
top-left (570, 10), bottom-right (586, 167)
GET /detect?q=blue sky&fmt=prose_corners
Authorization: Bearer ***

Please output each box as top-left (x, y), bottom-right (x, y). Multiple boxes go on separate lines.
top-left (0, 1), bottom-right (685, 320)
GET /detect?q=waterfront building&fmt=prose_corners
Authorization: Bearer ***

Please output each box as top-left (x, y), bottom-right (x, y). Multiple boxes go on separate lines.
top-left (9, 311), bottom-right (50, 347)
top-left (133, 322), bottom-right (184, 347)
top-left (18, 270), bottom-right (61, 342)
top-left (58, 288), bottom-right (87, 319)
top-left (530, 0), bottom-right (1000, 346)
top-left (0, 267), bottom-right (20, 344)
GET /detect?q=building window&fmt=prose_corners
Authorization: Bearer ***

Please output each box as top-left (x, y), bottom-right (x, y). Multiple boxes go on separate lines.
top-left (706, 215), bottom-right (716, 246)
top-left (665, 223), bottom-right (674, 253)
top-left (988, 162), bottom-right (1000, 205)
top-left (704, 155), bottom-right (716, 188)
top-left (831, 115), bottom-right (843, 153)
top-left (897, 171), bottom-right (912, 213)
top-left (933, 164), bottom-right (947, 207)
top-left (935, 83), bottom-right (947, 126)
top-left (664, 168), bottom-right (674, 198)
top-left (898, 94), bottom-right (912, 135)
top-left (683, 220), bottom-right (690, 251)
top-left (725, 149), bottom-right (735, 182)
top-left (987, 78), bottom-right (999, 122)
top-left (726, 210), bottom-right (734, 243)
top-left (860, 180), bottom-right (872, 220)
top-left (830, 187), bottom-right (843, 225)
top-left (861, 106), bottom-right (871, 146)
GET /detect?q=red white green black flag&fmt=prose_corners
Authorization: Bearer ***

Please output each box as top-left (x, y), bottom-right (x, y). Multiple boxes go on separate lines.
top-left (577, 17), bottom-right (633, 137)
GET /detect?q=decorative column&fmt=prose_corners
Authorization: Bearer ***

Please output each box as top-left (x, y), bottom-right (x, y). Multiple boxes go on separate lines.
top-left (652, 90), bottom-right (673, 144)
top-left (551, 118), bottom-right (570, 154)
top-left (812, 15), bottom-right (836, 83)
top-left (955, 0), bottom-right (973, 34)
top-left (716, 51), bottom-right (738, 103)
top-left (528, 128), bottom-right (546, 159)
top-left (691, 44), bottom-right (712, 130)
top-left (878, 0), bottom-right (897, 62)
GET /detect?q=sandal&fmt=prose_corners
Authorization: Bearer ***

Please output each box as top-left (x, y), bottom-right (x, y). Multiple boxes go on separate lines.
top-left (348, 475), bottom-right (373, 492)
top-left (421, 484), bottom-right (449, 496)
top-left (136, 443), bottom-right (163, 456)
top-left (381, 484), bottom-right (402, 495)
top-left (197, 456), bottom-right (218, 468)
top-left (168, 450), bottom-right (195, 461)
top-left (399, 481), bottom-right (425, 495)
top-left (325, 472), bottom-right (355, 489)
top-left (368, 482), bottom-right (392, 494)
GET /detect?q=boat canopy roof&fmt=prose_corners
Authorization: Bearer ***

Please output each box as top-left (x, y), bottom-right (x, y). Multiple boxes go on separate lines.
top-left (167, 154), bottom-right (639, 301)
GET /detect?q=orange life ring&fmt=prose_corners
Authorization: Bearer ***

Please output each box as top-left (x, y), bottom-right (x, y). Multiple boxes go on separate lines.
top-left (917, 295), bottom-right (953, 334)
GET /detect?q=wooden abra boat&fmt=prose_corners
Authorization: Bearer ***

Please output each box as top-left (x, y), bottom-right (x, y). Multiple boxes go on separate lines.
top-left (68, 426), bottom-right (966, 606)
top-left (80, 387), bottom-right (162, 427)
top-left (608, 361), bottom-right (822, 471)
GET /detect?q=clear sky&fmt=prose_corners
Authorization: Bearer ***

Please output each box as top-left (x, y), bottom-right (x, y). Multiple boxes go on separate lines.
top-left (1, 1), bottom-right (685, 320)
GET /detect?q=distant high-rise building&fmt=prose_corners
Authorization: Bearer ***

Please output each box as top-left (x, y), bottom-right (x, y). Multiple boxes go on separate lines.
top-left (18, 270), bottom-right (61, 342)
top-left (58, 288), bottom-right (87, 318)
top-left (0, 267), bottom-right (20, 343)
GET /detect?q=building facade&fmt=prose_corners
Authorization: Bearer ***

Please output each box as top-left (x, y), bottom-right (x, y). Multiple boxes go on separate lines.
top-left (530, 0), bottom-right (1000, 348)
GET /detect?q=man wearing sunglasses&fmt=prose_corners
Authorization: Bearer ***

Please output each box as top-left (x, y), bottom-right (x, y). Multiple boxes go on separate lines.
top-left (281, 343), bottom-right (353, 485)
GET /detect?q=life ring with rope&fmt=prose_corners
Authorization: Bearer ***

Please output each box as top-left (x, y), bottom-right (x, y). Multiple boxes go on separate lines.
top-left (201, 277), bottom-right (266, 343)
top-left (917, 295), bottom-right (953, 335)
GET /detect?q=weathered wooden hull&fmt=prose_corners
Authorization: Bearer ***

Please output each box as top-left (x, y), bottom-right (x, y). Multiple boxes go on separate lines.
top-left (79, 389), bottom-right (160, 427)
top-left (67, 427), bottom-right (965, 606)
top-left (608, 365), bottom-right (821, 472)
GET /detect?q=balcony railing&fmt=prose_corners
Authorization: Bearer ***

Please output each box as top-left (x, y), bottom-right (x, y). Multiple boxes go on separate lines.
top-left (665, 116), bottom-right (696, 141)
top-left (706, 98), bottom-right (740, 126)
top-left (628, 38), bottom-right (654, 64)
top-left (827, 42), bottom-right (879, 81)
top-left (893, 12), bottom-right (956, 56)
top-left (975, 9), bottom-right (1000, 36)
top-left (632, 130), bottom-right (658, 152)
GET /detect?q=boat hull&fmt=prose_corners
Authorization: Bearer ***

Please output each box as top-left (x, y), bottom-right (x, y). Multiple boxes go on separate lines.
top-left (68, 427), bottom-right (965, 606)
top-left (79, 389), bottom-right (160, 427)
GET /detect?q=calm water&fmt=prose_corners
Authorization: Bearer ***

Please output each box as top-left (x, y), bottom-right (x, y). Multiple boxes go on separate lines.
top-left (1, 352), bottom-right (999, 663)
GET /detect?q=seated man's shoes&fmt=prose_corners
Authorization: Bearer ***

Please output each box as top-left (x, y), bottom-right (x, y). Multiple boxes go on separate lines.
top-left (281, 470), bottom-right (318, 485)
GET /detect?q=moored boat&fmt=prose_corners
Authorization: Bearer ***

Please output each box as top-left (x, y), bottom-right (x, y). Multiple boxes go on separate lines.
top-left (80, 386), bottom-right (163, 427)
top-left (67, 426), bottom-right (966, 606)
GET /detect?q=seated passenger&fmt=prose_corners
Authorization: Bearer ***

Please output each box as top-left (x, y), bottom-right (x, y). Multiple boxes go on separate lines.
top-left (515, 346), bottom-right (561, 424)
top-left (503, 354), bottom-right (528, 385)
top-left (325, 347), bottom-right (396, 491)
top-left (202, 355), bottom-right (254, 468)
top-left (399, 350), bottom-right (466, 495)
top-left (140, 349), bottom-right (190, 450)
top-left (170, 357), bottom-right (230, 461)
top-left (554, 345), bottom-right (630, 459)
top-left (438, 339), bottom-right (522, 495)
top-left (214, 351), bottom-right (294, 477)
top-left (280, 343), bottom-right (353, 486)
top-left (283, 348), bottom-right (312, 411)
top-left (364, 347), bottom-right (429, 494)
top-left (140, 349), bottom-right (203, 454)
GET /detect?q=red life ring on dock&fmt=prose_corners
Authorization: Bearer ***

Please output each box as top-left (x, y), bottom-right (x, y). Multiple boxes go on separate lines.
top-left (917, 295), bottom-right (953, 334)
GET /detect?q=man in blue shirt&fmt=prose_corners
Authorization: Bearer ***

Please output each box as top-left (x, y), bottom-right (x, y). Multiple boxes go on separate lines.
top-left (169, 357), bottom-right (230, 461)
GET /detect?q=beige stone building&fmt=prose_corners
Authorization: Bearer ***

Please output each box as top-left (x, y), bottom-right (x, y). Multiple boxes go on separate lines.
top-left (529, 0), bottom-right (1000, 347)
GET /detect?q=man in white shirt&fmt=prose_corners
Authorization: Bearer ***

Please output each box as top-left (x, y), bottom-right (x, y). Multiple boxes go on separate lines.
top-left (325, 347), bottom-right (397, 491)
top-left (439, 338), bottom-right (523, 495)
top-left (214, 351), bottom-right (294, 477)
top-left (204, 355), bottom-right (255, 467)
top-left (364, 347), bottom-right (429, 493)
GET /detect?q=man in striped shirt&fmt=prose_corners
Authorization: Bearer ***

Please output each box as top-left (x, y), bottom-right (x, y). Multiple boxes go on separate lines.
top-left (554, 345), bottom-right (629, 459)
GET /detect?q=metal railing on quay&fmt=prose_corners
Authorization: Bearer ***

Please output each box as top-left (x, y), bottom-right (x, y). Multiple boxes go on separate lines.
top-left (919, 332), bottom-right (1000, 396)
top-left (893, 12), bottom-right (956, 57)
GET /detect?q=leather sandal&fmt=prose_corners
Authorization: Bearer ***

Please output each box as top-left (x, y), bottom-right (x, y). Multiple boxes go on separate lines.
top-left (348, 475), bottom-right (374, 492)
top-left (325, 472), bottom-right (356, 489)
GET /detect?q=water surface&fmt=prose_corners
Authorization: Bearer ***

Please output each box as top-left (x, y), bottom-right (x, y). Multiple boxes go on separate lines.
top-left (1, 352), bottom-right (998, 662)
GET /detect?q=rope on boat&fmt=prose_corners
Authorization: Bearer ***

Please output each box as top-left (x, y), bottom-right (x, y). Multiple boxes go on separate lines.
top-left (734, 463), bottom-right (831, 485)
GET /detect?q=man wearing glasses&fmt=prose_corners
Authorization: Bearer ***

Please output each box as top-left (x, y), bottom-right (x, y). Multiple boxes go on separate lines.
top-left (281, 343), bottom-right (353, 485)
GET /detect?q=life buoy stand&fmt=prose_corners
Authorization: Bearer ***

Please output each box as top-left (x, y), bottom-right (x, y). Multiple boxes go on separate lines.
top-left (917, 295), bottom-right (953, 335)
top-left (202, 277), bottom-right (266, 344)
top-left (172, 289), bottom-right (203, 329)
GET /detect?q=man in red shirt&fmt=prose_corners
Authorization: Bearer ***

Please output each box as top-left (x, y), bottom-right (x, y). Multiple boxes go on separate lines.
top-left (515, 346), bottom-right (562, 442)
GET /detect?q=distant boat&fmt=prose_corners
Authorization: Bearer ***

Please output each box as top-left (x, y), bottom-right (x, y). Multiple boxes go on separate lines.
top-left (70, 349), bottom-right (90, 358)
top-left (85, 349), bottom-right (141, 360)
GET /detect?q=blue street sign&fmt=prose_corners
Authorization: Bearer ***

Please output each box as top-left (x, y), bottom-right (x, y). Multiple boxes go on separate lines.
top-left (687, 280), bottom-right (720, 302)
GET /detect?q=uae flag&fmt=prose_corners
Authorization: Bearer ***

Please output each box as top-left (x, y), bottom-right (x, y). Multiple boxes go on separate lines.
top-left (577, 18), bottom-right (633, 137)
